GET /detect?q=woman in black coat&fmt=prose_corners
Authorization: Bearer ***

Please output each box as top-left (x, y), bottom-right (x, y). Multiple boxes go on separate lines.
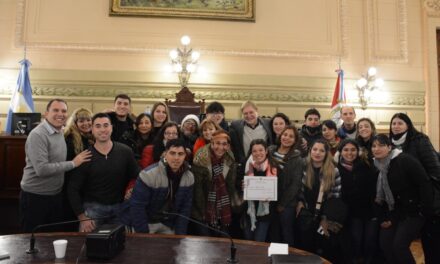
top-left (389, 113), bottom-right (440, 263)
top-left (337, 139), bottom-right (378, 263)
top-left (372, 134), bottom-right (433, 264)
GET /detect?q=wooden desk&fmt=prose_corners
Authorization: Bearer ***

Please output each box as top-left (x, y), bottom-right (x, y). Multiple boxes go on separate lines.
top-left (0, 135), bottom-right (26, 234)
top-left (0, 134), bottom-right (26, 199)
top-left (0, 233), bottom-right (329, 263)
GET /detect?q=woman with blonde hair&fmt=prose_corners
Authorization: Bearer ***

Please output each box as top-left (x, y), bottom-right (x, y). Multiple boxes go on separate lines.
top-left (302, 139), bottom-right (339, 193)
top-left (63, 107), bottom-right (94, 230)
top-left (64, 108), bottom-right (94, 160)
top-left (296, 139), bottom-right (347, 263)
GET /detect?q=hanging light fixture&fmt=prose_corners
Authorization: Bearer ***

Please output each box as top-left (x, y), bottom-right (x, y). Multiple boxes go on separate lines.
top-left (169, 35), bottom-right (200, 88)
top-left (356, 67), bottom-right (384, 110)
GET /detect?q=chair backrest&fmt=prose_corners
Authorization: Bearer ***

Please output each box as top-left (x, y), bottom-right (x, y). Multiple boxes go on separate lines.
top-left (165, 86), bottom-right (205, 124)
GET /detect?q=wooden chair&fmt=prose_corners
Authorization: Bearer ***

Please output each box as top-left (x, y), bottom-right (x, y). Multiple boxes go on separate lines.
top-left (165, 86), bottom-right (205, 124)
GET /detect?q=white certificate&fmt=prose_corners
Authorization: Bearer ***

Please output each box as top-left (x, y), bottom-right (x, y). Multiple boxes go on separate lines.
top-left (243, 176), bottom-right (278, 201)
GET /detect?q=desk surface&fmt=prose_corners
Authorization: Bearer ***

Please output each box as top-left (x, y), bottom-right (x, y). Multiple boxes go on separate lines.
top-left (0, 233), bottom-right (329, 263)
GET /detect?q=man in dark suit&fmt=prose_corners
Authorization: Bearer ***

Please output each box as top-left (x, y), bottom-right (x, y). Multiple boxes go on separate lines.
top-left (229, 100), bottom-right (272, 176)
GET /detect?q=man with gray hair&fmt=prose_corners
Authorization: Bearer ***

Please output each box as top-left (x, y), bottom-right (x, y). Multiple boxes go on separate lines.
top-left (229, 100), bottom-right (272, 175)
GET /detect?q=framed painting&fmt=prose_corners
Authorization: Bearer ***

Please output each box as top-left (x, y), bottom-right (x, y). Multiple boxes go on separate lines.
top-left (110, 0), bottom-right (255, 22)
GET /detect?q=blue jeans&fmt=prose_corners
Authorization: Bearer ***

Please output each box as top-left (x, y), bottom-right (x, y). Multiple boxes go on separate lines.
top-left (349, 217), bottom-right (379, 263)
top-left (279, 206), bottom-right (295, 246)
top-left (83, 202), bottom-right (121, 229)
top-left (243, 219), bottom-right (270, 242)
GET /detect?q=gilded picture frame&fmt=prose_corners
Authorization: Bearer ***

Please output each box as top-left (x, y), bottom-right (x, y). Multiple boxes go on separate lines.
top-left (110, 0), bottom-right (255, 22)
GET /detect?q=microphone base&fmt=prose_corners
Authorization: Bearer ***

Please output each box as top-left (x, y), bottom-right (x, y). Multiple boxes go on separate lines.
top-left (26, 248), bottom-right (39, 254)
top-left (227, 258), bottom-right (239, 263)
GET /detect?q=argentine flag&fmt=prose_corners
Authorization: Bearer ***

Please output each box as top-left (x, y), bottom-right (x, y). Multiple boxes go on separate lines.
top-left (5, 59), bottom-right (35, 134)
top-left (330, 68), bottom-right (346, 125)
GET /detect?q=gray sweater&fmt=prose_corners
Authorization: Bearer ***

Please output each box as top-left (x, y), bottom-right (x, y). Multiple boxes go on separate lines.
top-left (20, 120), bottom-right (75, 195)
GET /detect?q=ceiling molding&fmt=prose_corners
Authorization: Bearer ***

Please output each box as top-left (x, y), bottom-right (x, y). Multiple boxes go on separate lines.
top-left (14, 0), bottom-right (348, 60)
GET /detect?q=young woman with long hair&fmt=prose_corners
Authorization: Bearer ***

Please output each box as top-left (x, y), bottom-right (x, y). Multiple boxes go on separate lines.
top-left (337, 139), bottom-right (378, 263)
top-left (120, 113), bottom-right (154, 161)
top-left (150, 102), bottom-right (170, 140)
top-left (64, 108), bottom-right (94, 160)
top-left (63, 107), bottom-right (94, 230)
top-left (389, 113), bottom-right (440, 263)
top-left (268, 125), bottom-right (303, 246)
top-left (296, 139), bottom-right (344, 261)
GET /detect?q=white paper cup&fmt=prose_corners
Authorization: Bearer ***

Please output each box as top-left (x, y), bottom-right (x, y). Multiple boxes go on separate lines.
top-left (53, 239), bottom-right (68, 259)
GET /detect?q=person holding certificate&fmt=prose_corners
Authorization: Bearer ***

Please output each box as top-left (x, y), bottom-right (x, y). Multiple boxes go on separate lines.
top-left (243, 139), bottom-right (279, 242)
top-left (268, 125), bottom-right (304, 246)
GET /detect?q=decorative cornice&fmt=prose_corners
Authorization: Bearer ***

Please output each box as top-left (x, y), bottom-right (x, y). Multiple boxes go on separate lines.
top-left (0, 84), bottom-right (423, 106)
top-left (388, 95), bottom-right (425, 106)
top-left (14, 0), bottom-right (26, 48)
top-left (15, 0), bottom-right (348, 60)
top-left (424, 0), bottom-right (440, 16)
top-left (366, 0), bottom-right (408, 63)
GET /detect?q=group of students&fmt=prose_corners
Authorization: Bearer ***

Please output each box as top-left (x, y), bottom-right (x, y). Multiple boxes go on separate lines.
top-left (20, 94), bottom-right (440, 264)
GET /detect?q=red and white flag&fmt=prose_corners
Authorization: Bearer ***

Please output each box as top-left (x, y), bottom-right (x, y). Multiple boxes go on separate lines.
top-left (331, 69), bottom-right (346, 124)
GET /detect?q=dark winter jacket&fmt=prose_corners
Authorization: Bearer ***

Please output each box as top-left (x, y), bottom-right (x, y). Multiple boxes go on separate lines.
top-left (268, 146), bottom-right (304, 208)
top-left (121, 160), bottom-right (194, 234)
top-left (379, 153), bottom-right (433, 222)
top-left (338, 159), bottom-right (378, 219)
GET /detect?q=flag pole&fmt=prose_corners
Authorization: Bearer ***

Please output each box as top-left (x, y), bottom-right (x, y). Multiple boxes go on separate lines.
top-left (337, 56), bottom-right (341, 71)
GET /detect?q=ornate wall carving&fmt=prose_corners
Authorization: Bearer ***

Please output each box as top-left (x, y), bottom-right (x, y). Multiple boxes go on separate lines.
top-left (424, 0), bottom-right (440, 16)
top-left (366, 0), bottom-right (408, 63)
top-left (0, 82), bottom-right (423, 107)
top-left (15, 0), bottom-right (348, 60)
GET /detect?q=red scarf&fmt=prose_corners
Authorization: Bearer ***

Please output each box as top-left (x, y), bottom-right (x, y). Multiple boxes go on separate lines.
top-left (205, 150), bottom-right (232, 227)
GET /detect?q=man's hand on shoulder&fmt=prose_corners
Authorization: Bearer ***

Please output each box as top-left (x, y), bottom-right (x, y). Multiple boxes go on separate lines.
top-left (73, 150), bottom-right (92, 167)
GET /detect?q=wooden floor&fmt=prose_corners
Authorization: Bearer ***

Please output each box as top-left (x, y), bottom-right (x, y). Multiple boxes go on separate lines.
top-left (410, 240), bottom-right (425, 264)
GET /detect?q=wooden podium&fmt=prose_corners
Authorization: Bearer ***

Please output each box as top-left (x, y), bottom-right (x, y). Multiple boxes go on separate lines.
top-left (0, 134), bottom-right (26, 234)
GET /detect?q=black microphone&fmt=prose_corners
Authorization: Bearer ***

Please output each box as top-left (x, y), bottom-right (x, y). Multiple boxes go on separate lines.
top-left (26, 215), bottom-right (113, 254)
top-left (162, 211), bottom-right (238, 264)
